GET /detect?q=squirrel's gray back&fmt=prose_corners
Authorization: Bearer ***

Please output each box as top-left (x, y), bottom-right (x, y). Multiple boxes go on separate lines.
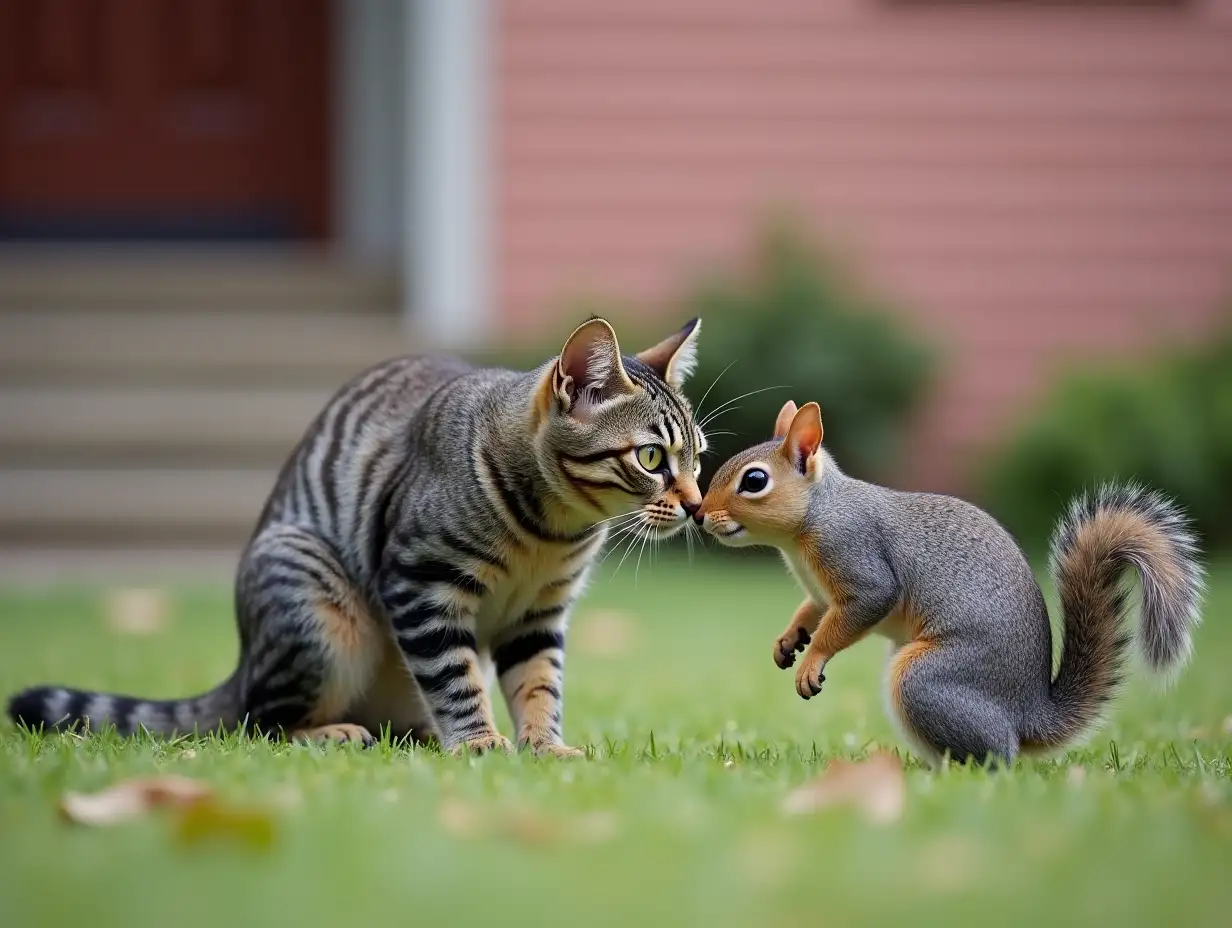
top-left (810, 464), bottom-right (1052, 679)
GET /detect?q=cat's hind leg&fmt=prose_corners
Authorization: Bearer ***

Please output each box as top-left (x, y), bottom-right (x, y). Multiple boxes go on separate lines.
top-left (237, 524), bottom-right (384, 745)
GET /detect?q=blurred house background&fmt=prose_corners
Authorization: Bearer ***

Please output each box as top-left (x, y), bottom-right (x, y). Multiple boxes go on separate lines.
top-left (1, 0), bottom-right (1231, 555)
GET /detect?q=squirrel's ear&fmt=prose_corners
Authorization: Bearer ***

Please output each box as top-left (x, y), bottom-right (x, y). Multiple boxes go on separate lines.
top-left (551, 318), bottom-right (637, 417)
top-left (772, 400), bottom-right (798, 439)
top-left (635, 317), bottom-right (700, 390)
top-left (781, 402), bottom-right (824, 474)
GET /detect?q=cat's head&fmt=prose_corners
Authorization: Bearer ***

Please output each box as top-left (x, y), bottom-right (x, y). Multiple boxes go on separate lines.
top-left (532, 317), bottom-right (705, 538)
top-left (696, 400), bottom-right (825, 548)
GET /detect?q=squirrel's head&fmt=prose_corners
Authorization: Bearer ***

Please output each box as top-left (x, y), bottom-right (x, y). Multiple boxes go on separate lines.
top-left (697, 400), bottom-right (825, 548)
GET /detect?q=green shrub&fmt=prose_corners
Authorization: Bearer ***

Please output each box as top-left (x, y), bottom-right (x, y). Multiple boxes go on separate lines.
top-left (980, 324), bottom-right (1232, 554)
top-left (680, 222), bottom-right (936, 485)
top-left (474, 221), bottom-right (937, 487)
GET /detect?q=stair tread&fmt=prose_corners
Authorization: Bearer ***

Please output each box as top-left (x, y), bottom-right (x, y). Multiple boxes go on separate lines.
top-left (0, 384), bottom-right (330, 452)
top-left (0, 247), bottom-right (398, 307)
top-left (0, 468), bottom-right (275, 528)
top-left (0, 309), bottom-right (418, 380)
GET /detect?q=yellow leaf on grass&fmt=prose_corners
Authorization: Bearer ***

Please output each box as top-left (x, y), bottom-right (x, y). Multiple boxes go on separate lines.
top-left (173, 800), bottom-right (277, 851)
top-left (781, 751), bottom-right (905, 824)
top-left (103, 588), bottom-right (172, 635)
top-left (573, 610), bottom-right (638, 657)
top-left (59, 776), bottom-right (213, 826)
top-left (60, 776), bottom-right (278, 850)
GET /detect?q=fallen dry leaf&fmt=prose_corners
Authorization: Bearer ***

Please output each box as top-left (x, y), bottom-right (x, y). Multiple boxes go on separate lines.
top-left (500, 803), bottom-right (561, 846)
top-left (572, 610), bottom-right (638, 657)
top-left (914, 835), bottom-right (982, 894)
top-left (438, 797), bottom-right (484, 839)
top-left (781, 751), bottom-right (905, 824)
top-left (732, 827), bottom-right (799, 891)
top-left (60, 776), bottom-right (213, 826)
top-left (103, 588), bottom-right (171, 635)
top-left (573, 810), bottom-right (619, 844)
top-left (173, 799), bottom-right (277, 851)
top-left (60, 776), bottom-right (277, 850)
top-left (1222, 716), bottom-right (1232, 736)
top-left (438, 797), bottom-right (617, 847)
top-left (267, 784), bottom-right (304, 811)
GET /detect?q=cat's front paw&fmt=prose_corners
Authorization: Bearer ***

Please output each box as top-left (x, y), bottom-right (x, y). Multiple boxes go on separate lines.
top-left (450, 731), bottom-right (515, 755)
top-left (518, 731), bottom-right (586, 758)
top-left (773, 625), bottom-right (811, 670)
top-left (795, 650), bottom-right (827, 700)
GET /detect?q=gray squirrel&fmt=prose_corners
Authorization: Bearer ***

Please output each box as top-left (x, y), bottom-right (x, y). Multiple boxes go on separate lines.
top-left (697, 400), bottom-right (1204, 766)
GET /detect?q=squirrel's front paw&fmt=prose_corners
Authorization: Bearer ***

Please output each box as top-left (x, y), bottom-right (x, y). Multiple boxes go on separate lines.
top-left (773, 626), bottom-right (811, 670)
top-left (795, 651), bottom-right (827, 700)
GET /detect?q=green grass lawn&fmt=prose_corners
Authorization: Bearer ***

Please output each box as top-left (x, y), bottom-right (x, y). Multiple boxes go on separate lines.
top-left (1, 553), bottom-right (1229, 927)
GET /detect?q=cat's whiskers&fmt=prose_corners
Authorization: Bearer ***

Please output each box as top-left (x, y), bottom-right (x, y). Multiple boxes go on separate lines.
top-left (590, 509), bottom-right (646, 530)
top-left (612, 523), bottom-right (651, 579)
top-left (634, 521), bottom-right (655, 587)
top-left (693, 359), bottom-right (739, 420)
top-left (699, 385), bottom-right (787, 429)
top-left (598, 516), bottom-right (648, 567)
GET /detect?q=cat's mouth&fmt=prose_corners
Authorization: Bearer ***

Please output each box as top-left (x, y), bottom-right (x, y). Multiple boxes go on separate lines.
top-left (642, 515), bottom-right (689, 539)
top-left (632, 501), bottom-right (693, 539)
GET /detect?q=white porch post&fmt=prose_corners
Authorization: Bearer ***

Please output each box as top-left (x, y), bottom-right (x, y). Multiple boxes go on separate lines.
top-left (335, 0), bottom-right (405, 265)
top-left (405, 0), bottom-right (491, 346)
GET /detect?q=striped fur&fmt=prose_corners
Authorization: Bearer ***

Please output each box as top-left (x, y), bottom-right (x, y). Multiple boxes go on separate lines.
top-left (8, 318), bottom-right (706, 754)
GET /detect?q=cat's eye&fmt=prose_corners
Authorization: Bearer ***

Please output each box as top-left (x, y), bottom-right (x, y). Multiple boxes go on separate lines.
top-left (738, 468), bottom-right (771, 495)
top-left (636, 445), bottom-right (666, 473)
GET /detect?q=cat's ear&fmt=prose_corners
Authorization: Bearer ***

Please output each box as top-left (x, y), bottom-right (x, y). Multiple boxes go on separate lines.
top-left (779, 402), bottom-right (824, 475)
top-left (551, 317), bottom-right (637, 416)
top-left (635, 317), bottom-right (700, 390)
top-left (772, 400), bottom-right (799, 439)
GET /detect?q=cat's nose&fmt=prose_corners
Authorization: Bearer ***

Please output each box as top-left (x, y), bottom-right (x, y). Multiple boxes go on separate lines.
top-left (681, 499), bottom-right (701, 521)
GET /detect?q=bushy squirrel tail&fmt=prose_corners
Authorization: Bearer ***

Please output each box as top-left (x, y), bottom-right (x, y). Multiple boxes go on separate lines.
top-left (1026, 483), bottom-right (1204, 750)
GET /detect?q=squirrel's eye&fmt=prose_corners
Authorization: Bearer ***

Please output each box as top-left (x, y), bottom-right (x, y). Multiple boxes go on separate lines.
top-left (636, 445), bottom-right (665, 472)
top-left (738, 468), bottom-right (770, 495)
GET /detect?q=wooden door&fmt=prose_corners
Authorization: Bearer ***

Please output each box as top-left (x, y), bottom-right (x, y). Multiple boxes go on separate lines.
top-left (0, 0), bottom-right (330, 240)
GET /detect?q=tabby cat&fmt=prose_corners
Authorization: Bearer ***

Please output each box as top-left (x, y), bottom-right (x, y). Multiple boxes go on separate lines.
top-left (8, 317), bottom-right (705, 755)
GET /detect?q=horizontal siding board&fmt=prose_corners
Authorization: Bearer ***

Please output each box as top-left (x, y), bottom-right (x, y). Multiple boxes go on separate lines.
top-left (496, 0), bottom-right (1232, 490)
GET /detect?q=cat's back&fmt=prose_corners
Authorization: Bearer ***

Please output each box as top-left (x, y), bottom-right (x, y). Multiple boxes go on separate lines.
top-left (253, 352), bottom-right (483, 541)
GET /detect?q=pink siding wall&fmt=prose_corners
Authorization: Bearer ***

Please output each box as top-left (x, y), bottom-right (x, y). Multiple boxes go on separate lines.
top-left (494, 1), bottom-right (1232, 490)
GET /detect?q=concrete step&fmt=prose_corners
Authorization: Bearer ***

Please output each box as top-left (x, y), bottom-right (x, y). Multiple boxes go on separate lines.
top-left (0, 547), bottom-right (242, 588)
top-left (0, 384), bottom-right (330, 466)
top-left (0, 468), bottom-right (275, 546)
top-left (0, 247), bottom-right (398, 311)
top-left (0, 309), bottom-right (414, 384)
top-left (0, 250), bottom-right (418, 549)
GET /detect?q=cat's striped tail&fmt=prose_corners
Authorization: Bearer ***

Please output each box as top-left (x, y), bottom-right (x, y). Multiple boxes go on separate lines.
top-left (7, 673), bottom-right (242, 737)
